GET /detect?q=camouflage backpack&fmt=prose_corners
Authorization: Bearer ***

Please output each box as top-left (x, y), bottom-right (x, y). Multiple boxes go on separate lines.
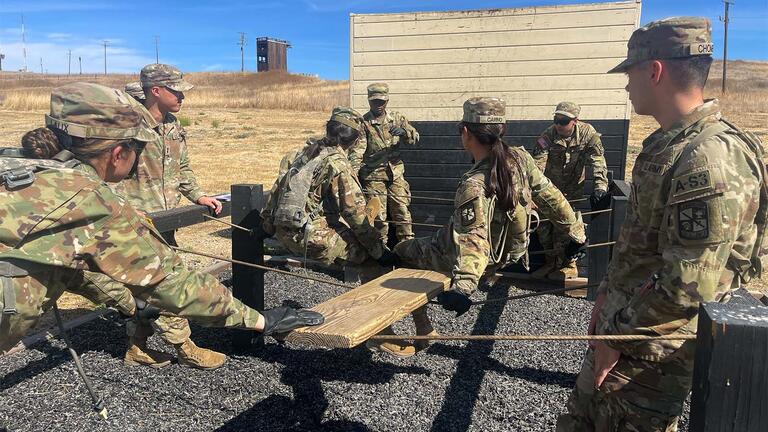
top-left (273, 146), bottom-right (342, 229)
top-left (0, 150), bottom-right (80, 190)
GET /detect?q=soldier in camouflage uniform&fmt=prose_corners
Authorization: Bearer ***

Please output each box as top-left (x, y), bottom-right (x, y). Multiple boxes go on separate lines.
top-left (530, 101), bottom-right (609, 280)
top-left (261, 107), bottom-right (393, 269)
top-left (348, 83), bottom-right (419, 244)
top-left (394, 97), bottom-right (587, 353)
top-left (557, 17), bottom-right (767, 431)
top-left (0, 82), bottom-right (322, 354)
top-left (86, 66), bottom-right (227, 369)
top-left (124, 81), bottom-right (146, 103)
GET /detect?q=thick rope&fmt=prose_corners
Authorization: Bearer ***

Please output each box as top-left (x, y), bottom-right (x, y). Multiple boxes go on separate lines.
top-left (202, 214), bottom-right (252, 233)
top-left (369, 334), bottom-right (696, 342)
top-left (472, 282), bottom-right (601, 305)
top-left (171, 246), bottom-right (351, 289)
top-left (530, 241), bottom-right (616, 256)
top-left (364, 189), bottom-right (589, 205)
top-left (539, 208), bottom-right (612, 223)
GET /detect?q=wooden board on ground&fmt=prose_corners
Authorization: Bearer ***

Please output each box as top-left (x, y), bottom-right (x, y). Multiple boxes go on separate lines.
top-left (284, 268), bottom-right (450, 348)
top-left (495, 272), bottom-right (590, 298)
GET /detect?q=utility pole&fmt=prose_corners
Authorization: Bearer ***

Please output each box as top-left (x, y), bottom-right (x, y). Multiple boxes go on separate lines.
top-left (78, 56), bottom-right (82, 75)
top-left (154, 35), bottom-right (160, 63)
top-left (21, 14), bottom-right (27, 72)
top-left (67, 50), bottom-right (72, 75)
top-left (238, 32), bottom-right (246, 73)
top-left (720, 0), bottom-right (733, 94)
top-left (39, 57), bottom-right (43, 74)
top-left (0, 53), bottom-right (4, 72)
top-left (102, 40), bottom-right (109, 75)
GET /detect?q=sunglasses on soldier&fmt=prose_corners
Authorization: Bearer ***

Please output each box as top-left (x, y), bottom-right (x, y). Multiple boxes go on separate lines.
top-left (554, 116), bottom-right (573, 126)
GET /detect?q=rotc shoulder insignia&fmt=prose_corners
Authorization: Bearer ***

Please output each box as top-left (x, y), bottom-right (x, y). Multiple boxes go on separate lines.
top-left (678, 201), bottom-right (709, 240)
top-left (459, 199), bottom-right (478, 227)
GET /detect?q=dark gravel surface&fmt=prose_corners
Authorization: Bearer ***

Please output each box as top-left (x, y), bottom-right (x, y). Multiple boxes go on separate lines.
top-left (0, 269), bottom-right (690, 431)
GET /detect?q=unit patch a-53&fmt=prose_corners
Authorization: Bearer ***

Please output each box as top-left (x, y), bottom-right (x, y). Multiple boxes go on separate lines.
top-left (678, 200), bottom-right (709, 240)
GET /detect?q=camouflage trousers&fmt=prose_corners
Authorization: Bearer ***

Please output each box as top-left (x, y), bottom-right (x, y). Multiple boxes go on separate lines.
top-left (76, 271), bottom-right (191, 345)
top-left (276, 218), bottom-right (373, 267)
top-left (394, 235), bottom-right (453, 273)
top-left (363, 177), bottom-right (414, 243)
top-left (556, 347), bottom-right (691, 432)
top-left (537, 199), bottom-right (583, 263)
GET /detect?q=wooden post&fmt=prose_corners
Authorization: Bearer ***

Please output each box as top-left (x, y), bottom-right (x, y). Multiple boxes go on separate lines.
top-left (690, 297), bottom-right (768, 430)
top-left (231, 184), bottom-right (265, 350)
top-left (587, 180), bottom-right (630, 300)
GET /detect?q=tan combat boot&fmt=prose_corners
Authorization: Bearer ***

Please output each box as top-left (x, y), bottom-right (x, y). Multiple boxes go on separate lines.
top-left (175, 339), bottom-right (227, 370)
top-left (365, 326), bottom-right (416, 359)
top-left (531, 256), bottom-right (557, 279)
top-left (124, 337), bottom-right (173, 369)
top-left (547, 260), bottom-right (579, 281)
top-left (412, 306), bottom-right (438, 352)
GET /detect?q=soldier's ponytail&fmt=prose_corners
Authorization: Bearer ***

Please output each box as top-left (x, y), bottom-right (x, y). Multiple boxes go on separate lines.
top-left (461, 122), bottom-right (523, 211)
top-left (21, 127), bottom-right (61, 159)
top-left (21, 126), bottom-right (131, 161)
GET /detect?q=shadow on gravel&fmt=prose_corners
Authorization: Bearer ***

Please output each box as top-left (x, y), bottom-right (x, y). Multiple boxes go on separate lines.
top-left (0, 340), bottom-right (71, 391)
top-left (430, 282), bottom-right (509, 432)
top-left (217, 343), bottom-right (429, 431)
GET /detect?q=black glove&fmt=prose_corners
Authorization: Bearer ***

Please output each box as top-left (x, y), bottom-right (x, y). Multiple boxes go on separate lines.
top-left (564, 239), bottom-right (588, 262)
top-left (436, 289), bottom-right (472, 317)
top-left (250, 223), bottom-right (270, 241)
top-left (262, 306), bottom-right (324, 335)
top-left (389, 126), bottom-right (407, 137)
top-left (377, 249), bottom-right (399, 267)
top-left (589, 189), bottom-right (609, 211)
top-left (133, 298), bottom-right (161, 322)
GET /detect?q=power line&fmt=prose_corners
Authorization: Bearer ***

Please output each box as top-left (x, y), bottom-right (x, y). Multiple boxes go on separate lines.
top-left (102, 40), bottom-right (109, 75)
top-left (720, 0), bottom-right (733, 94)
top-left (238, 32), bottom-right (246, 73)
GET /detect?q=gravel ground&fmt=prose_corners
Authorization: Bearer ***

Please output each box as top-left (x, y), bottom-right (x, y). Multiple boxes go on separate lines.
top-left (0, 269), bottom-right (690, 431)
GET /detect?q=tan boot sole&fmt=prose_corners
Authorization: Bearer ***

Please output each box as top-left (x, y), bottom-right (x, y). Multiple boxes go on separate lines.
top-left (365, 341), bottom-right (416, 359)
top-left (124, 358), bottom-right (172, 369)
top-left (178, 358), bottom-right (227, 370)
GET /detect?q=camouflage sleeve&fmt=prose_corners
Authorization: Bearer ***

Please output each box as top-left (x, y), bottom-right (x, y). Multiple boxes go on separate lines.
top-left (451, 179), bottom-right (491, 294)
top-left (176, 131), bottom-right (206, 203)
top-left (67, 271), bottom-right (137, 315)
top-left (530, 131), bottom-right (551, 173)
top-left (347, 129), bottom-right (367, 173)
top-left (327, 159), bottom-right (383, 259)
top-left (522, 149), bottom-right (585, 243)
top-left (395, 112), bottom-right (419, 146)
top-left (599, 136), bottom-right (761, 360)
top-left (80, 188), bottom-right (261, 329)
top-left (586, 130), bottom-right (609, 192)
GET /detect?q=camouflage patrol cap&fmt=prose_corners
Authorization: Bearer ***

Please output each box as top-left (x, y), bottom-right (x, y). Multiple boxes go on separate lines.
top-left (44, 82), bottom-right (155, 142)
top-left (367, 83), bottom-right (389, 101)
top-left (553, 101), bottom-right (580, 119)
top-left (140, 63), bottom-right (194, 92)
top-left (608, 16), bottom-right (713, 74)
top-left (462, 97), bottom-right (506, 124)
top-left (124, 81), bottom-right (146, 102)
top-left (330, 106), bottom-right (364, 130)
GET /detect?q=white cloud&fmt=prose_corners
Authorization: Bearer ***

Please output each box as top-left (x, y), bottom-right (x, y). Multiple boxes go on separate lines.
top-left (47, 33), bottom-right (74, 41)
top-left (0, 40), bottom-right (153, 74)
top-left (202, 63), bottom-right (224, 72)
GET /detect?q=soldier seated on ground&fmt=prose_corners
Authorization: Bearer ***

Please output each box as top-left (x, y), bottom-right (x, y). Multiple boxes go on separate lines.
top-left (0, 82), bottom-right (322, 355)
top-left (260, 107), bottom-right (395, 271)
top-left (393, 97), bottom-right (587, 354)
top-left (529, 101), bottom-right (609, 281)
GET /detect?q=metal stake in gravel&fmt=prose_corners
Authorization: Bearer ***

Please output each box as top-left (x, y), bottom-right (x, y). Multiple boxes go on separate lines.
top-left (53, 304), bottom-right (108, 420)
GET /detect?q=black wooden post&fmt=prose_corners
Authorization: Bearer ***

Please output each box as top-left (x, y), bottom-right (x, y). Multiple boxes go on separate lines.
top-left (690, 297), bottom-right (768, 430)
top-left (231, 184), bottom-right (265, 350)
top-left (586, 180), bottom-right (630, 299)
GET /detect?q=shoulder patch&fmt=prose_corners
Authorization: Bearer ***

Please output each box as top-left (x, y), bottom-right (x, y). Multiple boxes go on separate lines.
top-left (459, 198), bottom-right (478, 227)
top-left (672, 168), bottom-right (712, 197)
top-left (641, 161), bottom-right (667, 175)
top-left (678, 200), bottom-right (709, 240)
top-left (536, 136), bottom-right (550, 151)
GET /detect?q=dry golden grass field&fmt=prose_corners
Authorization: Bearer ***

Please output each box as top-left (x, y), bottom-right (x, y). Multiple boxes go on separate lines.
top-left (0, 61), bottom-right (765, 330)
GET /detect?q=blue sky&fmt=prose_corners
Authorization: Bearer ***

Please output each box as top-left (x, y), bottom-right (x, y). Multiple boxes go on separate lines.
top-left (0, 0), bottom-right (765, 79)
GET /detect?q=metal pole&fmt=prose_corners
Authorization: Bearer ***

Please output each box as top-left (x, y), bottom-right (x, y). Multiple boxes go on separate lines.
top-left (721, 1), bottom-right (732, 94)
top-left (67, 50), bottom-right (71, 76)
top-left (102, 40), bottom-right (108, 75)
top-left (154, 36), bottom-right (159, 63)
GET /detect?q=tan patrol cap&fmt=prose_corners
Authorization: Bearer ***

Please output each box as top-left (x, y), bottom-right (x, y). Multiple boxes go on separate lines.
top-left (367, 83), bottom-right (389, 101)
top-left (462, 97), bottom-right (506, 124)
top-left (553, 101), bottom-right (580, 119)
top-left (608, 16), bottom-right (713, 74)
top-left (140, 63), bottom-right (194, 92)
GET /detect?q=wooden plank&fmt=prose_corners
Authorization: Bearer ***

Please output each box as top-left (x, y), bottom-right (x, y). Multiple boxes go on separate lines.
top-left (355, 25), bottom-right (634, 52)
top-left (149, 197), bottom-right (232, 233)
top-left (352, 89), bottom-right (629, 110)
top-left (353, 9), bottom-right (638, 38)
top-left (352, 2), bottom-right (638, 24)
top-left (690, 301), bottom-right (768, 431)
top-left (392, 105), bottom-right (629, 123)
top-left (411, 119), bottom-right (630, 136)
top-left (284, 268), bottom-right (451, 348)
top-left (352, 42), bottom-right (627, 67)
top-left (354, 58), bottom-right (626, 81)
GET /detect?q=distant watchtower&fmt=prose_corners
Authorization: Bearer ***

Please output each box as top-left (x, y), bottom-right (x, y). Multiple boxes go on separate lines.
top-left (256, 37), bottom-right (291, 72)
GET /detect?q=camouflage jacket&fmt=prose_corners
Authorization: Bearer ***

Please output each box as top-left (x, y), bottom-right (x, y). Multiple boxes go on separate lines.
top-left (0, 162), bottom-right (260, 351)
top-left (597, 100), bottom-right (765, 362)
top-left (262, 140), bottom-right (383, 260)
top-left (349, 110), bottom-right (419, 181)
top-left (433, 146), bottom-right (586, 292)
top-left (531, 122), bottom-right (609, 198)
top-left (116, 108), bottom-right (206, 213)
